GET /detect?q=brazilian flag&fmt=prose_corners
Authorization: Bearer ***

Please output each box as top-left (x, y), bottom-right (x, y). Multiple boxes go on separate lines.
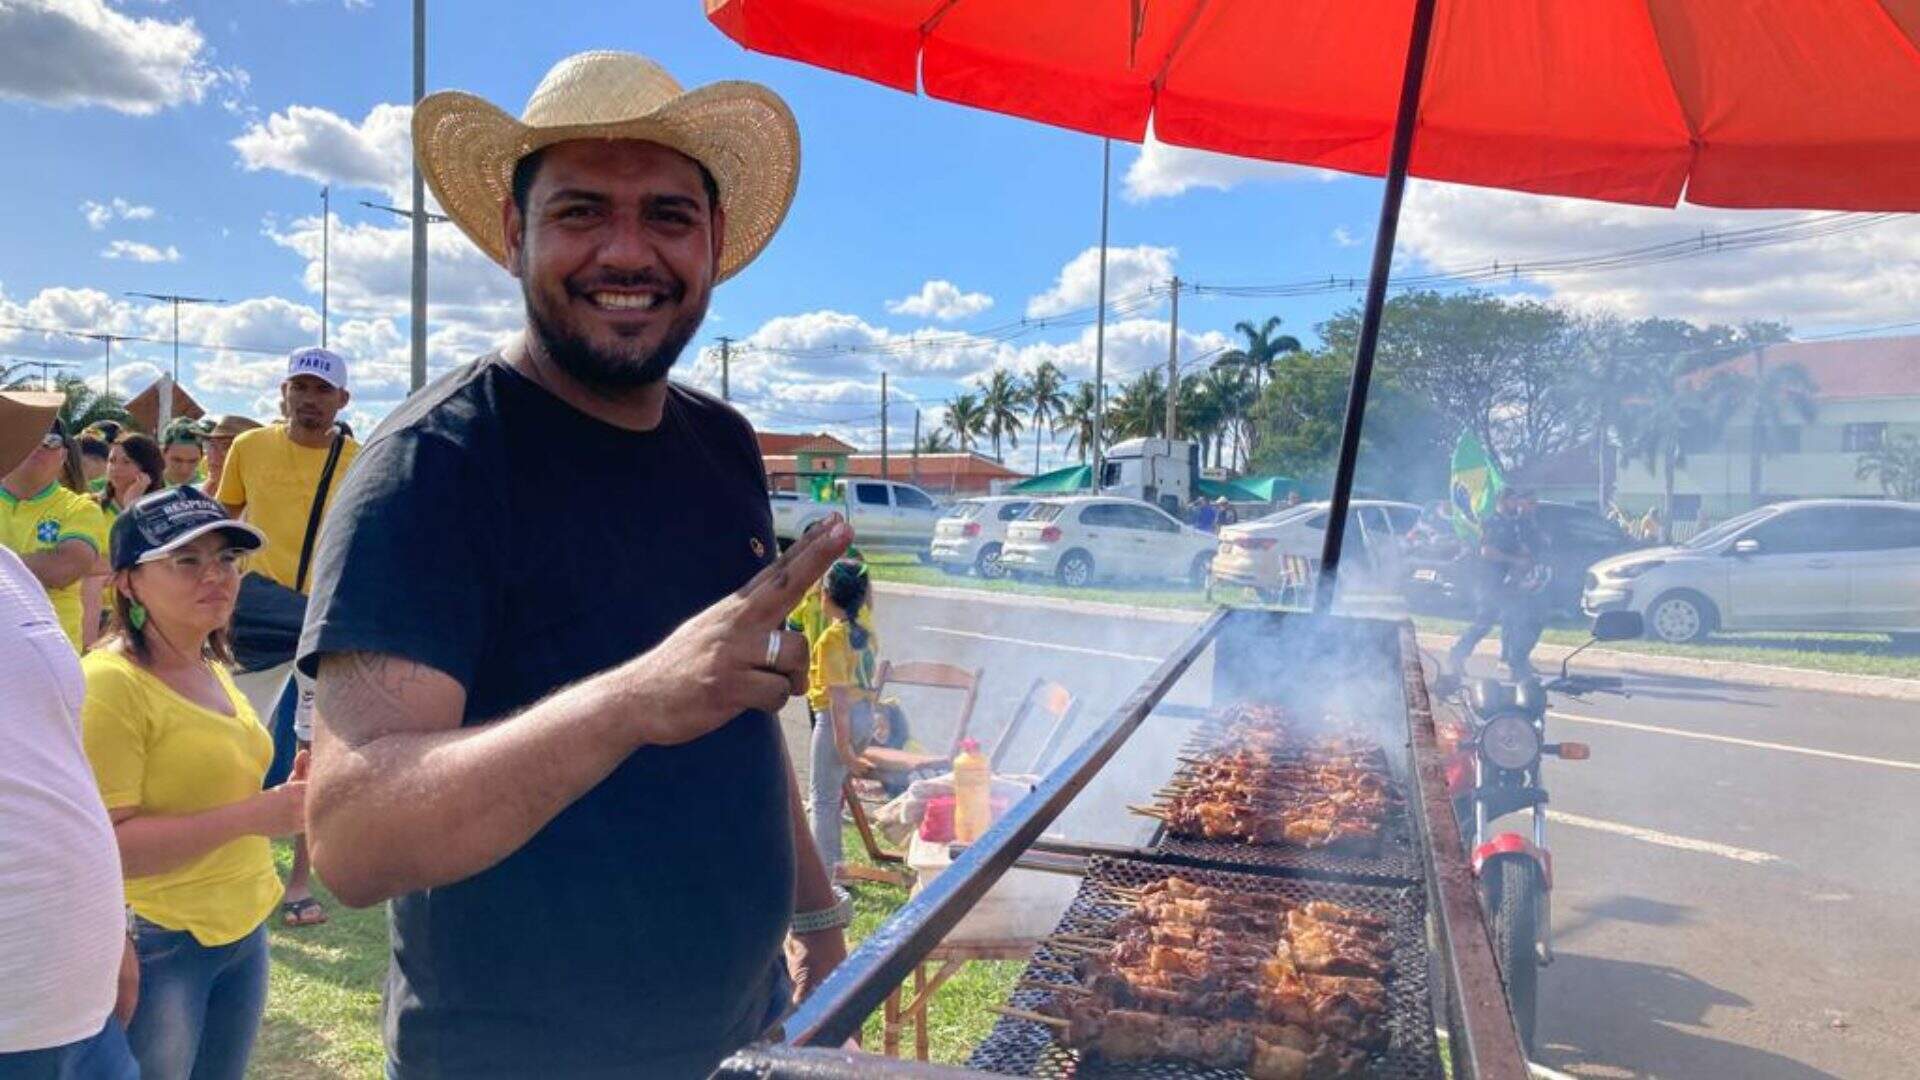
top-left (1449, 432), bottom-right (1504, 539)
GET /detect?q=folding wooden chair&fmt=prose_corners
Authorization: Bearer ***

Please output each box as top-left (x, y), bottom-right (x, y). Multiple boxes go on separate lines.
top-left (835, 660), bottom-right (981, 887)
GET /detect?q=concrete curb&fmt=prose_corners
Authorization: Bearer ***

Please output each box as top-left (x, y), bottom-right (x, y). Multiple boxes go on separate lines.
top-left (873, 580), bottom-right (1920, 704)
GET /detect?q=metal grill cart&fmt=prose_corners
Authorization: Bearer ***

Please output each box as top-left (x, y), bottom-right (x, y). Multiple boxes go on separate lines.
top-left (714, 608), bottom-right (1532, 1080)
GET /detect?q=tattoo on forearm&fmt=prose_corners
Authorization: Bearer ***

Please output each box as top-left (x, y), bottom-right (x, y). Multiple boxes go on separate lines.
top-left (318, 652), bottom-right (440, 746)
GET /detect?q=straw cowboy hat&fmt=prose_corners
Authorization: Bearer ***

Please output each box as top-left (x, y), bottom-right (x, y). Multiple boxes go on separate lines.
top-left (0, 390), bottom-right (65, 476)
top-left (413, 50), bottom-right (800, 283)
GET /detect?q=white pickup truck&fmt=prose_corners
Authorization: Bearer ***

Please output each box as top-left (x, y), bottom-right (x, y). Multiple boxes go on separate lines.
top-left (770, 478), bottom-right (945, 555)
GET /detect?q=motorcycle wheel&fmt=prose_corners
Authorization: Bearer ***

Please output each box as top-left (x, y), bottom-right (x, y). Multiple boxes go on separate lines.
top-left (1483, 857), bottom-right (1541, 1053)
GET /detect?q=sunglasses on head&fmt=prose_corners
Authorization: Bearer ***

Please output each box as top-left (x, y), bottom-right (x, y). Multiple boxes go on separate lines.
top-left (40, 432), bottom-right (66, 449)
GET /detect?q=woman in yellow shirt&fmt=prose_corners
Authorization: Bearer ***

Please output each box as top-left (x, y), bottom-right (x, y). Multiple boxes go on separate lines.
top-left (81, 488), bottom-right (306, 1080)
top-left (805, 560), bottom-right (880, 869)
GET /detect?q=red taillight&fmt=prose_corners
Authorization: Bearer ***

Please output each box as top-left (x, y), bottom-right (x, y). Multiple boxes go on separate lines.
top-left (962, 521), bottom-right (981, 537)
top-left (1240, 537), bottom-right (1278, 551)
top-left (1040, 525), bottom-right (1062, 543)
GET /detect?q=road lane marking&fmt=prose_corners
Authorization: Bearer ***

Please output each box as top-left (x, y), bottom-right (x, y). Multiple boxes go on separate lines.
top-left (1549, 710), bottom-right (1920, 773)
top-left (1545, 810), bottom-right (1783, 865)
top-left (914, 626), bottom-right (1162, 663)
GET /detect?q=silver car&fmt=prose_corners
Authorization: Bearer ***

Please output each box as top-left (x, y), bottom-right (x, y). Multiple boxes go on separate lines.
top-left (1583, 499), bottom-right (1920, 645)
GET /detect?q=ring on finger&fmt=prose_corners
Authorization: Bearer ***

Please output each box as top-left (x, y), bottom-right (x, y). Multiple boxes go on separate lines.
top-left (765, 630), bottom-right (784, 669)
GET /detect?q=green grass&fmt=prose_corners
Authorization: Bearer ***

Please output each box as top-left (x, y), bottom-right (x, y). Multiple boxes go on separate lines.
top-left (867, 555), bottom-right (1920, 681)
top-left (252, 845), bottom-right (386, 1079)
top-left (248, 831), bottom-right (1020, 1076)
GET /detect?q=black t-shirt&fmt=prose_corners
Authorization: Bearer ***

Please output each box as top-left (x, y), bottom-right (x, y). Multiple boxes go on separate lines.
top-left (298, 356), bottom-right (793, 1079)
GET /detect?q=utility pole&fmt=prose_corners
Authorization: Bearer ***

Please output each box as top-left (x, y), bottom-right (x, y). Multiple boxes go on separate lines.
top-left (85, 333), bottom-right (132, 396)
top-left (126, 292), bottom-right (223, 382)
top-left (321, 185), bottom-right (331, 347)
top-left (716, 336), bottom-right (732, 401)
top-left (1165, 275), bottom-right (1180, 440)
top-left (411, 0), bottom-right (428, 392)
top-left (879, 371), bottom-right (889, 479)
top-left (911, 408), bottom-right (921, 485)
top-left (1092, 138), bottom-right (1112, 494)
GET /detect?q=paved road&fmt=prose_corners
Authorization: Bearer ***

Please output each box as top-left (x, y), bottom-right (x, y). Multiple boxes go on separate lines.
top-left (789, 585), bottom-right (1920, 1080)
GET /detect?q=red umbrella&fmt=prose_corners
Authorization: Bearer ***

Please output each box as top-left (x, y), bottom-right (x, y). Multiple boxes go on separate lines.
top-left (710, 0), bottom-right (1920, 210)
top-left (710, 2), bottom-right (1920, 615)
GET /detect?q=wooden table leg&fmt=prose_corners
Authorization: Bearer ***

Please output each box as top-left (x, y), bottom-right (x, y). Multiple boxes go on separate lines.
top-left (883, 979), bottom-right (901, 1057)
top-left (913, 963), bottom-right (929, 1061)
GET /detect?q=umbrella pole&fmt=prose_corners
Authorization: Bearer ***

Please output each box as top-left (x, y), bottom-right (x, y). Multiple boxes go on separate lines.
top-left (1092, 138), bottom-right (1112, 494)
top-left (1313, 0), bottom-right (1439, 613)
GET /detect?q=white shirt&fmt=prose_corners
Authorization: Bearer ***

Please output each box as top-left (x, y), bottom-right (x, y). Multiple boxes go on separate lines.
top-left (0, 545), bottom-right (124, 1051)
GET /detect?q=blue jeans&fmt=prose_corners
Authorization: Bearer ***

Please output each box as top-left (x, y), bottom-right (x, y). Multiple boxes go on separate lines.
top-left (0, 1019), bottom-right (139, 1080)
top-left (126, 918), bottom-right (270, 1080)
top-left (808, 702), bottom-right (876, 871)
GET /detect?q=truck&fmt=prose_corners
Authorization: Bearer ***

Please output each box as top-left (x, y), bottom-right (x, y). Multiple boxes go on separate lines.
top-left (1098, 438), bottom-right (1201, 517)
top-left (769, 477), bottom-right (945, 555)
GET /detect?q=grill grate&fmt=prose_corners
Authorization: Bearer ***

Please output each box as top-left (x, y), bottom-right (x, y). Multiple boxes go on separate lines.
top-left (967, 857), bottom-right (1440, 1080)
top-left (1141, 717), bottom-right (1424, 885)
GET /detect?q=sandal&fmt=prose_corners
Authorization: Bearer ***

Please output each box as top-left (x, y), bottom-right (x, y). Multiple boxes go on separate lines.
top-left (281, 897), bottom-right (329, 928)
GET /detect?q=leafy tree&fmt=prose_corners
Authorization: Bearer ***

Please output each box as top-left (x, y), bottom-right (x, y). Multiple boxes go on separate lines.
top-left (1706, 352), bottom-right (1818, 509)
top-left (978, 368), bottom-right (1028, 462)
top-left (1056, 382), bottom-right (1101, 463)
top-left (1023, 361), bottom-right (1067, 474)
top-left (1106, 370), bottom-right (1167, 440)
top-left (1245, 349), bottom-right (1449, 499)
top-left (942, 393), bottom-right (986, 453)
top-left (1623, 354), bottom-right (1722, 542)
top-left (1855, 433), bottom-right (1920, 501)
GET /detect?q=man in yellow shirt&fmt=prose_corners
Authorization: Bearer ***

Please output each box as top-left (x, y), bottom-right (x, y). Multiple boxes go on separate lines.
top-left (216, 349), bottom-right (359, 593)
top-left (217, 346), bottom-right (357, 928)
top-left (0, 418), bottom-right (109, 649)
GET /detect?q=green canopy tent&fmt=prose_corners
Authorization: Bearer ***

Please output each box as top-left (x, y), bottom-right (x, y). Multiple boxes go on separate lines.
top-left (1006, 464), bottom-right (1092, 494)
top-left (1226, 475), bottom-right (1299, 503)
top-left (1194, 476), bottom-right (1265, 504)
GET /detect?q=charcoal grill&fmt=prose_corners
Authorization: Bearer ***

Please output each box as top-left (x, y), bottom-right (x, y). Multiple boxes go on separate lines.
top-left (712, 609), bottom-right (1530, 1080)
top-left (966, 856), bottom-right (1439, 1079)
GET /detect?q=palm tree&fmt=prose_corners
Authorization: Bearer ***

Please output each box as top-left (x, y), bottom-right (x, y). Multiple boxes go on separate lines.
top-left (942, 393), bottom-right (986, 454)
top-left (979, 369), bottom-right (1028, 462)
top-left (1624, 357), bottom-right (1720, 542)
top-left (1107, 370), bottom-right (1168, 440)
top-left (1057, 382), bottom-right (1101, 464)
top-left (1216, 317), bottom-right (1300, 462)
top-left (5, 372), bottom-right (131, 433)
top-left (1177, 373), bottom-right (1221, 467)
top-left (1856, 433), bottom-right (1920, 501)
top-left (1200, 360), bottom-right (1255, 470)
top-left (1706, 351), bottom-right (1818, 509)
top-left (1023, 361), bottom-right (1067, 474)
top-left (916, 428), bottom-right (954, 454)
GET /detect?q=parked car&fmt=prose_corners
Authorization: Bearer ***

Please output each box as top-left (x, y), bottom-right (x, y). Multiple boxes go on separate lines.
top-left (1406, 501), bottom-right (1636, 616)
top-left (1211, 500), bottom-right (1421, 597)
top-left (770, 478), bottom-right (943, 554)
top-left (1583, 499), bottom-right (1920, 644)
top-left (1000, 496), bottom-right (1220, 588)
top-left (929, 495), bottom-right (1035, 578)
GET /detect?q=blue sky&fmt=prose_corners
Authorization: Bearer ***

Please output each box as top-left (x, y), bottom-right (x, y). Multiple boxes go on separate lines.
top-left (4, 1), bottom-right (1916, 471)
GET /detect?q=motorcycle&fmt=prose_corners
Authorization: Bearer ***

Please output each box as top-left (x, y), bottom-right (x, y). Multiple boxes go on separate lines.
top-left (1433, 608), bottom-right (1641, 1050)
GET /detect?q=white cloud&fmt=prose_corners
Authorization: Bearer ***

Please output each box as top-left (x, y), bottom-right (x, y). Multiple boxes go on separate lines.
top-left (1123, 134), bottom-right (1332, 202)
top-left (81, 197), bottom-right (156, 230)
top-left (1397, 182), bottom-right (1920, 329)
top-left (1331, 226), bottom-right (1359, 248)
top-left (101, 240), bottom-right (180, 263)
top-left (1026, 244), bottom-right (1176, 318)
top-left (232, 102), bottom-right (415, 202)
top-left (0, 0), bottom-right (228, 114)
top-left (885, 279), bottom-right (994, 322)
top-left (265, 215), bottom-right (517, 326)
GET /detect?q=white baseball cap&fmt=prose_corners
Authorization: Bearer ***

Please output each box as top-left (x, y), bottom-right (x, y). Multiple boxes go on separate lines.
top-left (286, 347), bottom-right (348, 390)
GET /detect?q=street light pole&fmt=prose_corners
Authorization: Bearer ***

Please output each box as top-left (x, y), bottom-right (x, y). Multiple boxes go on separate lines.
top-left (321, 185), bottom-right (331, 347)
top-left (126, 292), bottom-right (223, 382)
top-left (411, 0), bottom-right (428, 392)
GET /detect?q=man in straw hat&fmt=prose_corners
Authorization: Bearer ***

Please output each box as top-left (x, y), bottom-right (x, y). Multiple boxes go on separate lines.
top-left (0, 390), bottom-right (138, 1078)
top-left (296, 51), bottom-right (853, 1078)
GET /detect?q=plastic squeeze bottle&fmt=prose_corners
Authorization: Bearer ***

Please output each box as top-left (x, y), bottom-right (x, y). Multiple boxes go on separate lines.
top-left (952, 738), bottom-right (991, 843)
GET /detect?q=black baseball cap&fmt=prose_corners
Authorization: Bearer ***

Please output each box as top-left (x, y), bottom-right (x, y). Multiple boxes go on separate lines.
top-left (110, 486), bottom-right (266, 571)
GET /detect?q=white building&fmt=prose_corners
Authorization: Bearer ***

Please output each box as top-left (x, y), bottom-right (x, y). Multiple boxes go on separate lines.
top-left (1615, 336), bottom-right (1920, 520)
